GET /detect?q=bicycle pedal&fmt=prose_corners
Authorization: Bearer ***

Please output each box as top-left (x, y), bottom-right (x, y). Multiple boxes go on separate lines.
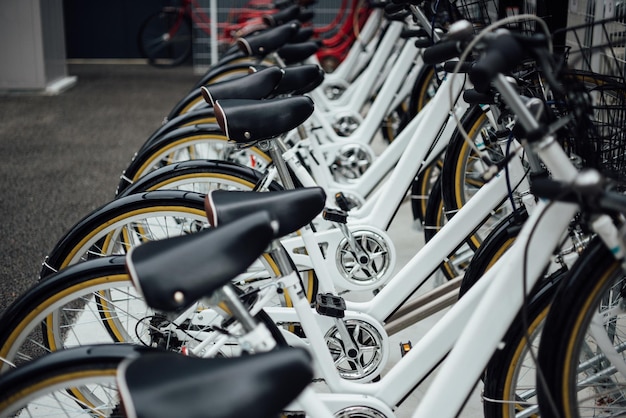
top-left (323, 207), bottom-right (348, 224)
top-left (400, 341), bottom-right (412, 357)
top-left (335, 192), bottom-right (356, 212)
top-left (315, 293), bottom-right (346, 318)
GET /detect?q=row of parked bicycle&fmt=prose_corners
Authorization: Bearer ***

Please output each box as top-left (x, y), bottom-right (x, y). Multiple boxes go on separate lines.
top-left (2, 0), bottom-right (626, 417)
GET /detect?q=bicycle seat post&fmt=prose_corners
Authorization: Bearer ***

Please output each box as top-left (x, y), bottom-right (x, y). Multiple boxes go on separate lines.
top-left (263, 135), bottom-right (297, 189)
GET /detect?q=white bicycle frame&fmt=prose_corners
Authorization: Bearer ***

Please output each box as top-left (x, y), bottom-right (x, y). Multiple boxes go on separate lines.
top-left (278, 71), bottom-right (531, 293)
top-left (306, 8), bottom-right (388, 104)
top-left (267, 73), bottom-right (609, 418)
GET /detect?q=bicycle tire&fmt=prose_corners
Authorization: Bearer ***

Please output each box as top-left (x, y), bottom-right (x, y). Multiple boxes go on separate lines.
top-left (408, 64), bottom-right (441, 116)
top-left (40, 190), bottom-right (208, 279)
top-left (0, 257), bottom-right (143, 373)
top-left (482, 270), bottom-right (565, 418)
top-left (410, 156), bottom-right (443, 224)
top-left (0, 343), bottom-right (150, 416)
top-left (422, 177), bottom-right (472, 280)
top-left (38, 190), bottom-right (298, 299)
top-left (167, 62), bottom-right (268, 120)
top-left (537, 238), bottom-right (626, 418)
top-left (458, 209), bottom-right (527, 296)
top-left (118, 156), bottom-right (274, 197)
top-left (406, 65), bottom-right (447, 222)
top-left (381, 64), bottom-right (440, 143)
top-left (138, 8), bottom-right (192, 68)
top-left (117, 125), bottom-right (272, 195)
top-left (140, 108), bottom-right (217, 154)
top-left (440, 104), bottom-right (513, 250)
top-left (116, 160), bottom-right (319, 306)
top-left (1, 256), bottom-right (289, 375)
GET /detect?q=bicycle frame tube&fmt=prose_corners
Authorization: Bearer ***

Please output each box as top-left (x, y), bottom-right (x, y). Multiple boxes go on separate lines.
top-left (279, 146), bottom-right (528, 302)
top-left (272, 158), bottom-right (577, 416)
top-left (349, 73), bottom-right (468, 228)
top-left (412, 73), bottom-right (584, 417)
top-left (347, 152), bottom-right (529, 317)
top-left (313, 9), bottom-right (385, 84)
top-left (309, 21), bottom-right (406, 114)
top-left (291, 69), bottom-right (464, 219)
top-left (309, 40), bottom-right (420, 146)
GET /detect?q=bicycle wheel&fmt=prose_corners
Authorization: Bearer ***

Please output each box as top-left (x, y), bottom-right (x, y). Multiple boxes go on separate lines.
top-left (168, 62), bottom-right (268, 119)
top-left (118, 158), bottom-right (276, 197)
top-left (40, 190), bottom-right (208, 278)
top-left (405, 65), bottom-right (449, 222)
top-left (117, 125), bottom-right (272, 195)
top-left (440, 104), bottom-right (516, 250)
top-left (410, 155), bottom-right (443, 225)
top-left (140, 108), bottom-right (217, 154)
top-left (0, 258), bottom-right (145, 373)
top-left (381, 64), bottom-right (442, 143)
top-left (482, 270), bottom-right (565, 418)
top-left (138, 8), bottom-right (192, 68)
top-left (1, 257), bottom-right (288, 375)
top-left (117, 160), bottom-right (319, 305)
top-left (422, 177), bottom-right (472, 280)
top-left (0, 344), bottom-right (148, 416)
top-left (537, 238), bottom-right (626, 418)
top-left (39, 190), bottom-right (296, 297)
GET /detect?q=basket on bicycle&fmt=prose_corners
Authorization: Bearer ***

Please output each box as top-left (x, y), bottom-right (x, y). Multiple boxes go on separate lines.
top-left (453, 0), bottom-right (499, 30)
top-left (550, 16), bottom-right (626, 184)
top-left (422, 0), bottom-right (498, 33)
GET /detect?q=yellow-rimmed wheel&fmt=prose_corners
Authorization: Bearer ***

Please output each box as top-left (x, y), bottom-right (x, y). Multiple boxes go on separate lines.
top-left (1, 257), bottom-right (288, 376)
top-left (538, 239), bottom-right (626, 418)
top-left (117, 125), bottom-right (272, 195)
top-left (440, 105), bottom-right (516, 251)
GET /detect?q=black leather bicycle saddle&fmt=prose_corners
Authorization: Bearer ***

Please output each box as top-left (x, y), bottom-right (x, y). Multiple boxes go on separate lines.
top-left (273, 64), bottom-right (325, 95)
top-left (291, 26), bottom-right (315, 43)
top-left (238, 20), bottom-right (300, 57)
top-left (214, 96), bottom-right (314, 143)
top-left (200, 66), bottom-right (284, 106)
top-left (205, 187), bottom-right (326, 237)
top-left (126, 211), bottom-right (275, 311)
top-left (119, 347), bottom-right (313, 418)
top-left (278, 41), bottom-right (320, 64)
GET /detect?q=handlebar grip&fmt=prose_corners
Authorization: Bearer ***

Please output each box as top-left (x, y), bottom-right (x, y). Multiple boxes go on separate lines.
top-left (463, 89), bottom-right (497, 104)
top-left (469, 33), bottom-right (524, 93)
top-left (423, 41), bottom-right (462, 65)
top-left (414, 38), bottom-right (433, 48)
top-left (530, 177), bottom-right (578, 203)
top-left (443, 60), bottom-right (473, 73)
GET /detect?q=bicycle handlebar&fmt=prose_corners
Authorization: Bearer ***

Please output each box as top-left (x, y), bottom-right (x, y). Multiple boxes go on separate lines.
top-left (531, 172), bottom-right (626, 216)
top-left (423, 40), bottom-right (463, 65)
top-left (469, 31), bottom-right (525, 93)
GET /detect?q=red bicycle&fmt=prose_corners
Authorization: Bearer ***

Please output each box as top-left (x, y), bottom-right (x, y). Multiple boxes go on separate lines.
top-left (138, 0), bottom-right (371, 69)
top-left (137, 0), bottom-right (281, 68)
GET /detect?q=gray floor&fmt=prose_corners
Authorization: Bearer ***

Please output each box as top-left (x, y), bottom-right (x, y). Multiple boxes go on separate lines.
top-left (0, 63), bottom-right (483, 417)
top-left (0, 64), bottom-right (199, 312)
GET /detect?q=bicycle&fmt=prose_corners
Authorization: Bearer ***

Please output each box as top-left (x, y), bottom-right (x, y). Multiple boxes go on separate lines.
top-left (137, 0), bottom-right (291, 67)
top-left (0, 211), bottom-right (325, 417)
top-left (0, 343), bottom-right (314, 418)
top-left (1, 5), bottom-right (608, 414)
